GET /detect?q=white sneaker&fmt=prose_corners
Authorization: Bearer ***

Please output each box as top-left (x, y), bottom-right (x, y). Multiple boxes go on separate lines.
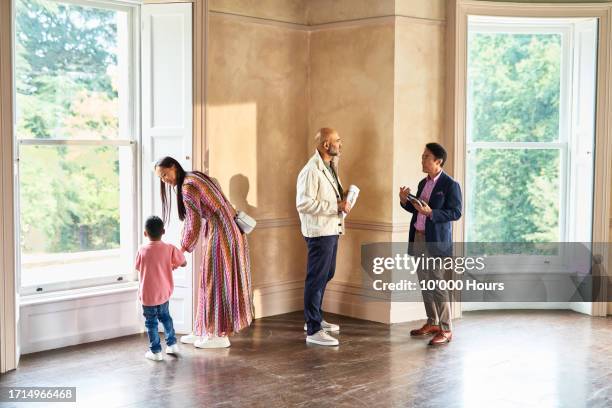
top-left (306, 330), bottom-right (339, 346)
top-left (166, 344), bottom-right (180, 354)
top-left (145, 351), bottom-right (163, 361)
top-left (193, 335), bottom-right (231, 349)
top-left (180, 333), bottom-right (198, 344)
top-left (304, 320), bottom-right (340, 332)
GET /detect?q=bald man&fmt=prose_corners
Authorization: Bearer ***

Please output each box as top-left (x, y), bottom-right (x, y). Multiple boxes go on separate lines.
top-left (296, 128), bottom-right (351, 346)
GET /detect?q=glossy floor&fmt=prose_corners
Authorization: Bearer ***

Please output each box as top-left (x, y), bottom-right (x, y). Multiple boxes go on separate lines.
top-left (1, 310), bottom-right (611, 407)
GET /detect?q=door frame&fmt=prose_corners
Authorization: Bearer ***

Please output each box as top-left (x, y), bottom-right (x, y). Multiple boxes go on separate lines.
top-left (0, 0), bottom-right (17, 374)
top-left (192, 0), bottom-right (208, 330)
top-left (143, 0), bottom-right (207, 332)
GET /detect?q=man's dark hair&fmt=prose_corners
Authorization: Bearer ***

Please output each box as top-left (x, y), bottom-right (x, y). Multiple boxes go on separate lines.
top-left (425, 142), bottom-right (447, 167)
top-left (145, 216), bottom-right (164, 239)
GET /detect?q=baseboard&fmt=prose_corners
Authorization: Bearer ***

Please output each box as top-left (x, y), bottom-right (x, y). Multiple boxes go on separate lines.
top-left (321, 281), bottom-right (392, 324)
top-left (462, 302), bottom-right (572, 312)
top-left (389, 301), bottom-right (428, 324)
top-left (252, 279), bottom-right (428, 325)
top-left (22, 324), bottom-right (142, 355)
top-left (253, 280), bottom-right (304, 319)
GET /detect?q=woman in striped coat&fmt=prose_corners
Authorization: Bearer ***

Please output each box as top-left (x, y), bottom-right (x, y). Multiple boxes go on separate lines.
top-left (155, 156), bottom-right (253, 348)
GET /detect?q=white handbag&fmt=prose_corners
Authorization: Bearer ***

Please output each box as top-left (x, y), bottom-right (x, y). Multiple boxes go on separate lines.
top-left (235, 211), bottom-right (256, 234)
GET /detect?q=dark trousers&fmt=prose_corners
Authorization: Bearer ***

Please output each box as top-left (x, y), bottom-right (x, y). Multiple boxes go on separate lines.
top-left (304, 235), bottom-right (339, 335)
top-left (142, 301), bottom-right (176, 353)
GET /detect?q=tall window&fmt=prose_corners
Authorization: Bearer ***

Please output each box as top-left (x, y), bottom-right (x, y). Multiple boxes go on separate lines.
top-left (466, 16), bottom-right (597, 244)
top-left (15, 0), bottom-right (138, 294)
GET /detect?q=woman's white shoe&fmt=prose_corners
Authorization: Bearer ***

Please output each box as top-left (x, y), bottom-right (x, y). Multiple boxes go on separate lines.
top-left (180, 333), bottom-right (198, 344)
top-left (193, 335), bottom-right (231, 349)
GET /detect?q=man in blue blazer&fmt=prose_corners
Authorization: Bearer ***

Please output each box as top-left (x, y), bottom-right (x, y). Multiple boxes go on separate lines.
top-left (399, 143), bottom-right (462, 345)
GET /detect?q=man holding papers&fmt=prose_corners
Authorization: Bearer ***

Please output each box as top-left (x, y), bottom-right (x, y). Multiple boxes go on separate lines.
top-left (296, 128), bottom-right (351, 346)
top-left (399, 143), bottom-right (462, 345)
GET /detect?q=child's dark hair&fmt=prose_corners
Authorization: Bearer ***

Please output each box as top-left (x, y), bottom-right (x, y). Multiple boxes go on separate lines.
top-left (145, 216), bottom-right (164, 239)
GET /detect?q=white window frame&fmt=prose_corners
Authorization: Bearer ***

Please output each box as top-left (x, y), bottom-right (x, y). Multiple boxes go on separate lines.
top-left (450, 1), bottom-right (612, 318)
top-left (13, 0), bottom-right (142, 295)
top-left (464, 16), bottom-right (598, 279)
top-left (465, 16), bottom-right (597, 251)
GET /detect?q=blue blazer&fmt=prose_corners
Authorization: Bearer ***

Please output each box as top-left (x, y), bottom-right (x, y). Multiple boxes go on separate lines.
top-left (401, 171), bottom-right (462, 256)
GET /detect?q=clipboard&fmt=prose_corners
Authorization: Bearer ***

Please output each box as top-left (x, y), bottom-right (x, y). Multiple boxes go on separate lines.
top-left (407, 193), bottom-right (425, 207)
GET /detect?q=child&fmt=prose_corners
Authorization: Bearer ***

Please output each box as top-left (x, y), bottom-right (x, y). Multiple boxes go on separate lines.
top-left (135, 215), bottom-right (187, 361)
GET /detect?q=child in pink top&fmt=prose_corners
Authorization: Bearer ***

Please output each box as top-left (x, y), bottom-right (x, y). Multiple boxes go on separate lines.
top-left (134, 216), bottom-right (186, 361)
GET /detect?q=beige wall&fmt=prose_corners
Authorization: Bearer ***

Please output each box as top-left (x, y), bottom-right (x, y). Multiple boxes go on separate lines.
top-left (206, 13), bottom-right (309, 317)
top-left (207, 14), bottom-right (309, 219)
top-left (390, 16), bottom-right (447, 323)
top-left (393, 19), bottom-right (446, 224)
top-left (206, 1), bottom-right (449, 323)
top-left (307, 9), bottom-right (448, 322)
top-left (207, 0), bottom-right (612, 320)
top-left (395, 0), bottom-right (446, 21)
top-left (307, 0), bottom-right (394, 25)
top-left (306, 0), bottom-right (446, 25)
top-left (209, 0), bottom-right (307, 24)
top-left (200, 0), bottom-right (450, 25)
top-left (309, 23), bottom-right (396, 224)
top-left (308, 22), bottom-right (396, 322)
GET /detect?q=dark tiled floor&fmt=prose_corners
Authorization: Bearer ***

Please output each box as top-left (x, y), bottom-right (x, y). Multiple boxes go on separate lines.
top-left (1, 310), bottom-right (611, 408)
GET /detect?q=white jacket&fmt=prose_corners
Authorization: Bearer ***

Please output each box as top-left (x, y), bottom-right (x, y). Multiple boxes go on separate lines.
top-left (296, 150), bottom-right (345, 238)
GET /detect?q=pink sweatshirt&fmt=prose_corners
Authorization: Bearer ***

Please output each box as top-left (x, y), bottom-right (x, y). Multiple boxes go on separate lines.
top-left (134, 241), bottom-right (186, 306)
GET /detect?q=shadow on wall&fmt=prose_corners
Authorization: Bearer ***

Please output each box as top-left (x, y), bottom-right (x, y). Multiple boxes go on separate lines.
top-left (230, 173), bottom-right (258, 215)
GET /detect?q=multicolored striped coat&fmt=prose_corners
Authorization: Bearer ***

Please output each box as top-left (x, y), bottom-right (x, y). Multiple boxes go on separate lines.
top-left (181, 172), bottom-right (253, 336)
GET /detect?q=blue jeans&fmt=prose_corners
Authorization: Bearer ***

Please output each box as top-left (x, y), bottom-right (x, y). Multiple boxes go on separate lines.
top-left (304, 235), bottom-right (339, 335)
top-left (142, 301), bottom-right (176, 353)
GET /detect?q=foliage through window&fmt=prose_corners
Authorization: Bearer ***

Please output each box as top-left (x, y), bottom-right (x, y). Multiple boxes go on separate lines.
top-left (15, 0), bottom-right (136, 293)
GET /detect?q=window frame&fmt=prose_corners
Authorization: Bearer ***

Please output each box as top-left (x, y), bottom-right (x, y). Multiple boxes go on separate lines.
top-left (13, 0), bottom-right (142, 295)
top-left (446, 1), bottom-right (612, 318)
top-left (464, 16), bottom-right (598, 246)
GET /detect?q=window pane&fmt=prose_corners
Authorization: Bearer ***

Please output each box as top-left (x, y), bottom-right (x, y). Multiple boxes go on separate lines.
top-left (19, 145), bottom-right (133, 289)
top-left (466, 148), bottom-right (561, 242)
top-left (15, 0), bottom-right (129, 140)
top-left (467, 32), bottom-right (562, 142)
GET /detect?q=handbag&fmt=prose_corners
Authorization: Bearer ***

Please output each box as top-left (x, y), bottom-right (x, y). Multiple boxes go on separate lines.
top-left (235, 210), bottom-right (256, 234)
top-left (197, 172), bottom-right (256, 234)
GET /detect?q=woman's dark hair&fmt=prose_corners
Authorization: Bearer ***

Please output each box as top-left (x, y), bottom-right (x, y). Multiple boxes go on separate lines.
top-left (425, 142), bottom-right (447, 167)
top-left (155, 156), bottom-right (208, 224)
top-left (156, 156), bottom-right (186, 224)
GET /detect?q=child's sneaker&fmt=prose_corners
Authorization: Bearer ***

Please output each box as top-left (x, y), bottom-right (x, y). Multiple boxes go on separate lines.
top-left (145, 350), bottom-right (163, 361)
top-left (166, 344), bottom-right (180, 354)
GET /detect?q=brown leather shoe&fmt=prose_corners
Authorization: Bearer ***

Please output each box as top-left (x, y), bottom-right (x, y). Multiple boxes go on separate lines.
top-left (410, 323), bottom-right (441, 336)
top-left (428, 330), bottom-right (452, 345)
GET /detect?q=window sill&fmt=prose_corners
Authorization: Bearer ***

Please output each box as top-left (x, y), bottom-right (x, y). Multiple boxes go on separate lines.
top-left (20, 281), bottom-right (139, 307)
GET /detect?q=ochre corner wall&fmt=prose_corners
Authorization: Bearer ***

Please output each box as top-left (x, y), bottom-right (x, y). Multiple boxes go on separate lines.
top-left (206, 0), bottom-right (448, 323)
top-left (207, 5), bottom-right (309, 318)
top-left (308, 20), bottom-right (396, 322)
